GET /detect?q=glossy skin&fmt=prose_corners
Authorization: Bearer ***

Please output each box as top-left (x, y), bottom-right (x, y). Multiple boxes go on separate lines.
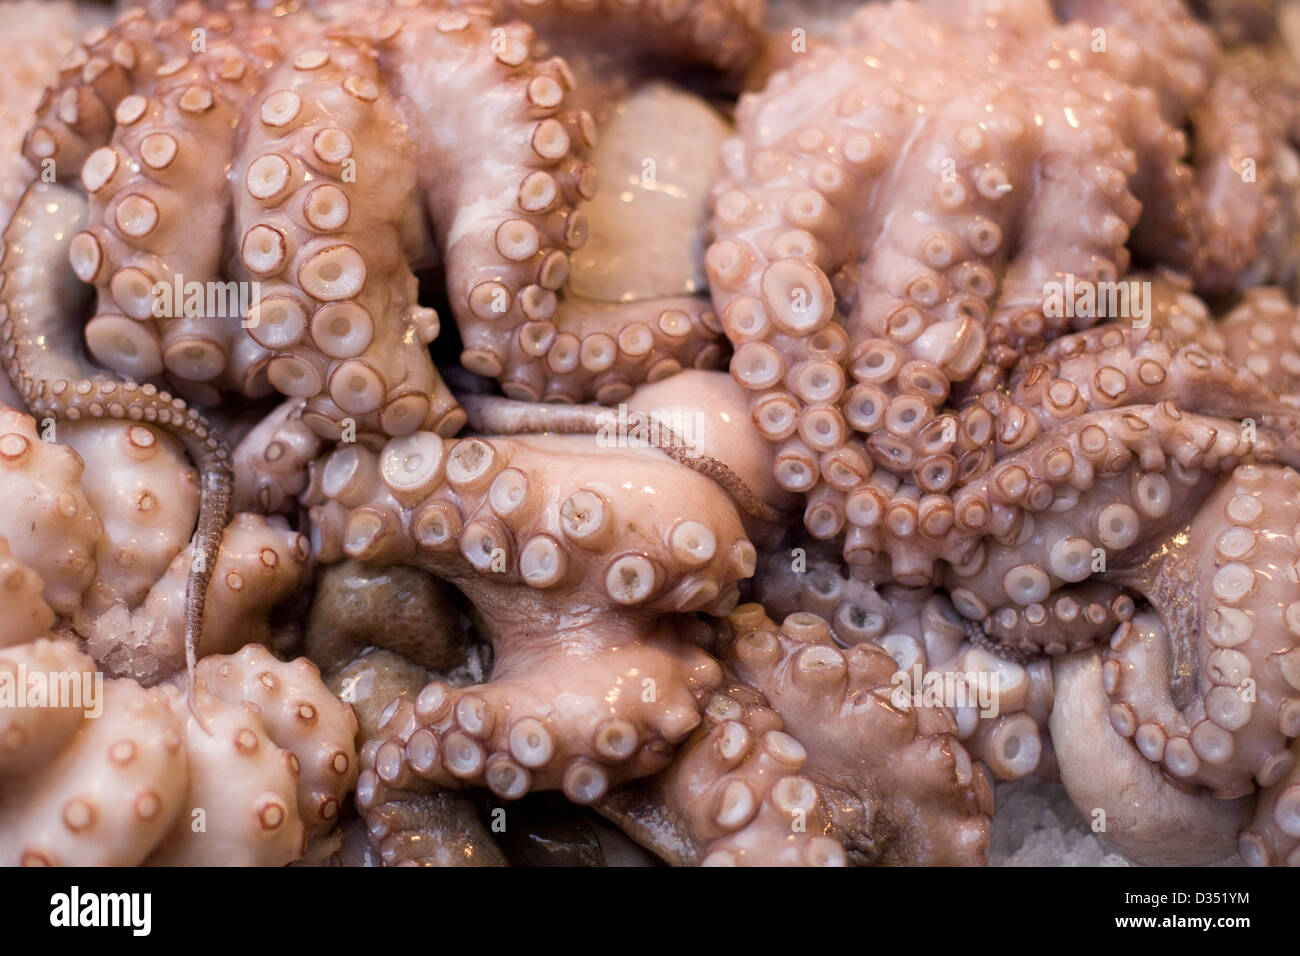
top-left (311, 381), bottom-right (768, 807)
top-left (0, 620), bottom-right (356, 866)
top-left (707, 0), bottom-right (1300, 585)
top-left (1, 0), bottom-right (762, 689)
top-left (5, 0), bottom-right (1300, 867)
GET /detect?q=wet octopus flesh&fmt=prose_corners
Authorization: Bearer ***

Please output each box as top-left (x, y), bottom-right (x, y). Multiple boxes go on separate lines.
top-left (3, 0), bottom-right (1300, 868)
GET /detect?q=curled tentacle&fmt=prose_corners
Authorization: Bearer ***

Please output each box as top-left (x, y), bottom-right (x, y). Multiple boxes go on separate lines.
top-left (1, 181), bottom-right (233, 697)
top-left (308, 427), bottom-right (759, 801)
top-left (599, 679), bottom-right (847, 866)
top-left (1100, 464), bottom-right (1300, 798)
top-left (231, 398), bottom-right (322, 515)
top-left (1051, 647), bottom-right (1251, 865)
top-left (979, 581), bottom-right (1137, 661)
top-left (232, 33), bottom-right (462, 440)
top-left (725, 603), bottom-right (992, 863)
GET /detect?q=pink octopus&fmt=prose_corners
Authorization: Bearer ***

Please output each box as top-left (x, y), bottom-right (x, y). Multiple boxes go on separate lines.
top-left (3, 0), bottom-right (1300, 869)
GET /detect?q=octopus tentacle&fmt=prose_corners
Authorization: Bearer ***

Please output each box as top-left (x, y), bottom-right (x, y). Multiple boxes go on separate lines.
top-left (429, 0), bottom-right (762, 402)
top-left (1008, 322), bottom-right (1300, 437)
top-left (372, 8), bottom-right (593, 391)
top-left (1101, 464), bottom-right (1300, 797)
top-left (0, 0), bottom-right (89, 228)
top-left (0, 629), bottom-right (353, 865)
top-left (307, 428), bottom-right (760, 799)
top-left (1169, 45), bottom-right (1300, 292)
top-left (0, 535), bottom-right (55, 648)
top-left (1182, 47), bottom-right (1290, 289)
top-left (368, 620), bottom-right (722, 802)
top-left (724, 602), bottom-right (992, 863)
top-left (705, 0), bottom-right (1156, 562)
top-left (869, 403), bottom-right (1278, 587)
top-left (369, 3), bottom-right (729, 403)
top-left (148, 645), bottom-right (357, 865)
top-left (185, 643), bottom-right (359, 838)
top-left (1240, 737), bottom-right (1300, 866)
top-left (21, 3), bottom-right (209, 179)
top-left (72, 6), bottom-right (289, 391)
top-left (1051, 647), bottom-right (1251, 865)
top-left (857, 584), bottom-right (1053, 785)
top-left (355, 775), bottom-right (507, 866)
top-left (710, 0), bottom-right (1300, 582)
top-left (599, 680), bottom-right (847, 866)
top-left (231, 397), bottom-right (322, 514)
top-left (1052, 0), bottom-right (1300, 291)
top-left (456, 369), bottom-right (797, 526)
top-left (942, 458), bottom-right (1218, 621)
top-left (232, 32), bottom-right (463, 440)
top-left (466, 0), bottom-right (764, 84)
top-left (1218, 286), bottom-right (1300, 397)
top-left (337, 646), bottom-right (510, 866)
top-left (0, 181), bottom-right (233, 699)
top-left (308, 432), bottom-right (758, 611)
top-left (0, 640), bottom-right (190, 866)
top-left (0, 404), bottom-right (103, 617)
top-left (980, 581), bottom-right (1137, 661)
top-left (61, 417), bottom-right (198, 612)
top-left (750, 537), bottom-right (893, 645)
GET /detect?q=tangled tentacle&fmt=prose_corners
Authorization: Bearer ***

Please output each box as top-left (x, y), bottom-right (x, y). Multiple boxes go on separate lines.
top-left (724, 603), bottom-right (992, 864)
top-left (599, 678), bottom-right (847, 866)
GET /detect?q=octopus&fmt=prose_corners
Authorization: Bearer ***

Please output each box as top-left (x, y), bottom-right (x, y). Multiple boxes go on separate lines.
top-left (1, 0), bottom-right (1300, 869)
top-left (0, 531), bottom-right (357, 865)
top-left (707, 0), bottom-right (1300, 578)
